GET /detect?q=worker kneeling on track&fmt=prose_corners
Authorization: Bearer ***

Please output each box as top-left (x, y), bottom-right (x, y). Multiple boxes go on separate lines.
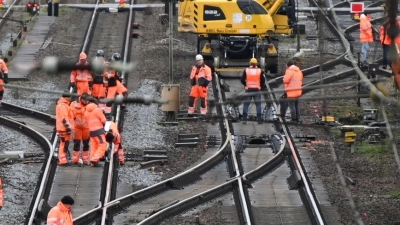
top-left (84, 101), bottom-right (107, 167)
top-left (55, 92), bottom-right (74, 166)
top-left (70, 93), bottom-right (90, 165)
top-left (70, 52), bottom-right (93, 95)
top-left (104, 53), bottom-right (128, 116)
top-left (241, 58), bottom-right (266, 124)
top-left (104, 119), bottom-right (125, 165)
top-left (187, 54), bottom-right (212, 118)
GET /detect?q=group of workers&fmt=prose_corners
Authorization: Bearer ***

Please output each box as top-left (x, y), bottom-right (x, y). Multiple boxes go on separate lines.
top-left (55, 50), bottom-right (127, 167)
top-left (187, 55), bottom-right (303, 123)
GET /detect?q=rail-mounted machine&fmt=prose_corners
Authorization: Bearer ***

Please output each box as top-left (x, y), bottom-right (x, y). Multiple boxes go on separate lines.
top-left (177, 0), bottom-right (296, 74)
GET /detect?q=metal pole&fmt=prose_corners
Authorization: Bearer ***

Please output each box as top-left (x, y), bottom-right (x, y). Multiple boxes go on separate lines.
top-left (318, 0), bottom-right (326, 118)
top-left (168, 0), bottom-right (173, 84)
top-left (296, 0), bottom-right (300, 52)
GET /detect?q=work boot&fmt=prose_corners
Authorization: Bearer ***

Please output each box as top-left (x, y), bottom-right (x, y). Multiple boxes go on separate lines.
top-left (90, 161), bottom-right (100, 167)
top-left (72, 151), bottom-right (81, 164)
top-left (82, 151), bottom-right (89, 164)
top-left (257, 120), bottom-right (264, 124)
top-left (119, 161), bottom-right (125, 166)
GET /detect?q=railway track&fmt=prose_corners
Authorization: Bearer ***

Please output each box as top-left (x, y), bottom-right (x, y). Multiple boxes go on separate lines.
top-left (8, 0), bottom-right (390, 224)
top-left (24, 0), bottom-right (135, 224)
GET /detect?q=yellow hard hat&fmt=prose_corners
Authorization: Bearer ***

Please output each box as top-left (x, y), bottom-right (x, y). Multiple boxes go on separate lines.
top-left (79, 52), bottom-right (87, 60)
top-left (250, 58), bottom-right (257, 64)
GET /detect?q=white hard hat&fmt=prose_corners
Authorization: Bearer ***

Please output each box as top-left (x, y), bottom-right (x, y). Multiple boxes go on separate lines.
top-left (195, 54), bottom-right (203, 61)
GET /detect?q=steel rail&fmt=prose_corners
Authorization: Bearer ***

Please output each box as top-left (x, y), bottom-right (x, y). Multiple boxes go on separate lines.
top-left (99, 0), bottom-right (135, 224)
top-left (0, 102), bottom-right (55, 124)
top-left (136, 134), bottom-right (287, 225)
top-left (25, 0), bottom-right (101, 224)
top-left (0, 114), bottom-right (54, 225)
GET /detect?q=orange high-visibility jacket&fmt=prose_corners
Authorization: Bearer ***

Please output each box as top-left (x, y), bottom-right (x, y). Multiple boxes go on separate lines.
top-left (46, 202), bottom-right (73, 225)
top-left (84, 103), bottom-right (106, 136)
top-left (283, 65), bottom-right (303, 98)
top-left (244, 67), bottom-right (262, 90)
top-left (0, 59), bottom-right (8, 74)
top-left (56, 97), bottom-right (74, 132)
top-left (70, 61), bottom-right (93, 83)
top-left (360, 15), bottom-right (373, 43)
top-left (70, 98), bottom-right (88, 129)
top-left (190, 65), bottom-right (212, 83)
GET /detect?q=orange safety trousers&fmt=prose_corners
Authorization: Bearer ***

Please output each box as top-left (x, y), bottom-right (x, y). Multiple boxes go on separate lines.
top-left (72, 127), bottom-right (90, 163)
top-left (0, 79), bottom-right (5, 92)
top-left (188, 86), bottom-right (208, 115)
top-left (58, 133), bottom-right (71, 165)
top-left (90, 134), bottom-right (107, 162)
top-left (393, 38), bottom-right (400, 88)
top-left (76, 81), bottom-right (91, 95)
top-left (92, 84), bottom-right (106, 98)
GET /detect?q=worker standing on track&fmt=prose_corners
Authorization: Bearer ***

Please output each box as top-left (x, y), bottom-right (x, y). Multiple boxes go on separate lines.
top-left (187, 54), bottom-right (212, 119)
top-left (104, 53), bottom-right (128, 116)
top-left (55, 92), bottom-right (74, 166)
top-left (70, 93), bottom-right (90, 165)
top-left (0, 58), bottom-right (9, 104)
top-left (379, 19), bottom-right (392, 70)
top-left (70, 52), bottom-right (93, 95)
top-left (91, 50), bottom-right (107, 110)
top-left (241, 58), bottom-right (266, 124)
top-left (84, 101), bottom-right (107, 167)
top-left (46, 195), bottom-right (74, 225)
top-left (360, 14), bottom-right (373, 66)
top-left (390, 17), bottom-right (400, 89)
top-left (105, 120), bottom-right (125, 165)
top-left (283, 60), bottom-right (303, 123)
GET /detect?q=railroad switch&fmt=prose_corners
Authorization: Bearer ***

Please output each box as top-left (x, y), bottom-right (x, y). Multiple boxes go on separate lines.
top-left (175, 133), bottom-right (200, 148)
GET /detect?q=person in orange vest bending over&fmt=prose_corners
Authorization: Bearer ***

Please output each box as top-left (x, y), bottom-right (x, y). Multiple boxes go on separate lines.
top-left (70, 52), bottom-right (93, 95)
top-left (105, 120), bottom-right (125, 165)
top-left (360, 14), bottom-right (373, 65)
top-left (103, 53), bottom-right (128, 116)
top-left (0, 57), bottom-right (9, 104)
top-left (0, 178), bottom-right (3, 209)
top-left (283, 60), bottom-right (303, 123)
top-left (84, 101), bottom-right (107, 167)
top-left (69, 93), bottom-right (91, 165)
top-left (55, 92), bottom-right (74, 166)
top-left (91, 50), bottom-right (108, 110)
top-left (188, 54), bottom-right (212, 118)
top-left (46, 195), bottom-right (74, 225)
top-left (240, 58), bottom-right (266, 124)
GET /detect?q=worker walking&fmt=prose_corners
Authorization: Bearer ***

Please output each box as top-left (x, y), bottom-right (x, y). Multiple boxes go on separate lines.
top-left (360, 14), bottom-right (373, 65)
top-left (84, 102), bottom-right (107, 167)
top-left (70, 93), bottom-right (90, 164)
top-left (70, 52), bottom-right (93, 95)
top-left (283, 60), bottom-right (303, 123)
top-left (0, 58), bottom-right (9, 104)
top-left (241, 58), bottom-right (266, 124)
top-left (55, 92), bottom-right (74, 166)
top-left (46, 195), bottom-right (74, 225)
top-left (105, 120), bottom-right (125, 165)
top-left (188, 54), bottom-right (212, 118)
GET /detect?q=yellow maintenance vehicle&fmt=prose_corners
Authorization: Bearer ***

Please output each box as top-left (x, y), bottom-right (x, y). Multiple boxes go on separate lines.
top-left (178, 0), bottom-right (296, 74)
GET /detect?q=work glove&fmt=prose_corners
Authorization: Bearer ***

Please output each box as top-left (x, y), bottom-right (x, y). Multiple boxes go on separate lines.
top-left (190, 78), bottom-right (196, 86)
top-left (198, 77), bottom-right (210, 87)
top-left (69, 82), bottom-right (76, 89)
top-left (65, 127), bottom-right (72, 134)
top-left (3, 73), bottom-right (8, 84)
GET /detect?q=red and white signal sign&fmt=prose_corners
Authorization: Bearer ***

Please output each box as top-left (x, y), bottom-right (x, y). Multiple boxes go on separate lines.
top-left (350, 2), bottom-right (364, 13)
